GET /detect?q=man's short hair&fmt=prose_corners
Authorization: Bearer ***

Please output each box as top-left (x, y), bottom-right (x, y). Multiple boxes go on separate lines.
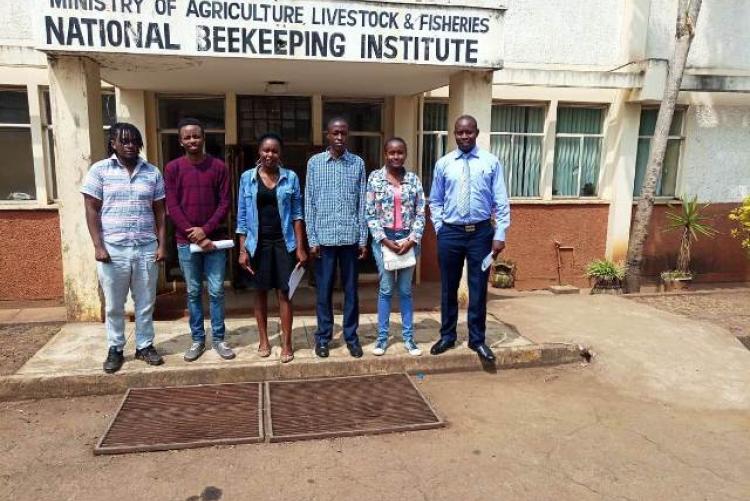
top-left (326, 116), bottom-right (349, 130)
top-left (177, 117), bottom-right (205, 135)
top-left (454, 115), bottom-right (478, 129)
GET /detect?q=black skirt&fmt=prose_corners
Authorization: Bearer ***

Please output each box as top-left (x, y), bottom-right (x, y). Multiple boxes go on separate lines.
top-left (247, 238), bottom-right (297, 291)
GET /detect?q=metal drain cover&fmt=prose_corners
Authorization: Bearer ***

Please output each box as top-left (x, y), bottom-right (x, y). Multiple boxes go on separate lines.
top-left (266, 374), bottom-right (443, 442)
top-left (95, 382), bottom-right (263, 455)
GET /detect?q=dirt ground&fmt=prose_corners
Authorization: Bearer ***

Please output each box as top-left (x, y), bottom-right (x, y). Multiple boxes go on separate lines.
top-left (2, 366), bottom-right (749, 501)
top-left (0, 322), bottom-right (62, 375)
top-left (630, 291), bottom-right (750, 338)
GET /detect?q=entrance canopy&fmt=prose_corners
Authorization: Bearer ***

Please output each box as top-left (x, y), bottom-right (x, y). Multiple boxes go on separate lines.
top-left (35, 0), bottom-right (505, 95)
top-left (92, 53), bottom-right (468, 96)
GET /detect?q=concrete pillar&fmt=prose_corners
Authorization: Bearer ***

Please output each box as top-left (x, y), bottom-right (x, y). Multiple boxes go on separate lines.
top-left (144, 91), bottom-right (158, 163)
top-left (224, 91), bottom-right (238, 145)
top-left (48, 56), bottom-right (105, 321)
top-left (26, 84), bottom-right (50, 202)
top-left (312, 95), bottom-right (323, 146)
top-left (603, 90), bottom-right (641, 261)
top-left (393, 95), bottom-right (420, 173)
top-left (115, 88), bottom-right (148, 159)
top-left (540, 100), bottom-right (558, 200)
top-left (448, 71), bottom-right (493, 150)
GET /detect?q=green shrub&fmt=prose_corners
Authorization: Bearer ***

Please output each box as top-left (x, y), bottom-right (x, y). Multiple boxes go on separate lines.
top-left (585, 259), bottom-right (625, 281)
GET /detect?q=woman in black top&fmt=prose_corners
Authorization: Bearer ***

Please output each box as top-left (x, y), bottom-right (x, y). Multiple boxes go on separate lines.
top-left (237, 134), bottom-right (307, 363)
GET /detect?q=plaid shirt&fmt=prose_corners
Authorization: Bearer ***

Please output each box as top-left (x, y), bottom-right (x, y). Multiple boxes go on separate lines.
top-left (304, 149), bottom-right (368, 247)
top-left (80, 155), bottom-right (165, 246)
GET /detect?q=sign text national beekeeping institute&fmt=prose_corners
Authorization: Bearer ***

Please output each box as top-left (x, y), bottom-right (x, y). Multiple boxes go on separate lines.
top-left (36, 0), bottom-right (504, 68)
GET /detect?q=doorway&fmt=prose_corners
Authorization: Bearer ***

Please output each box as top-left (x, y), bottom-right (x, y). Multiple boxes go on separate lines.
top-left (235, 97), bottom-right (384, 280)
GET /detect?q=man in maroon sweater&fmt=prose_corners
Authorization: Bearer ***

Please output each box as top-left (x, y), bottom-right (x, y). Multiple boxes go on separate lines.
top-left (164, 118), bottom-right (235, 361)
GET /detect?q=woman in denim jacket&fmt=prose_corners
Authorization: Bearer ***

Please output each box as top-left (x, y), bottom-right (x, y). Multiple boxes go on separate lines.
top-left (236, 133), bottom-right (307, 363)
top-left (366, 137), bottom-right (426, 356)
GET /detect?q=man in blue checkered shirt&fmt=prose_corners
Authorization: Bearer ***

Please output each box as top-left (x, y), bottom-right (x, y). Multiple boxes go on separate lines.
top-left (305, 117), bottom-right (368, 359)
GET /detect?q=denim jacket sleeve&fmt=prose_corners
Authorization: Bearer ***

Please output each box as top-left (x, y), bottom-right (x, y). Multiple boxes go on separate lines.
top-left (366, 172), bottom-right (387, 243)
top-left (291, 171), bottom-right (303, 221)
top-left (235, 174), bottom-right (248, 235)
top-left (409, 174), bottom-right (426, 243)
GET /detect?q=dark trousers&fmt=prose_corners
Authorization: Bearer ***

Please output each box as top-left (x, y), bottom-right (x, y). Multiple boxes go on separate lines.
top-left (437, 221), bottom-right (493, 346)
top-left (314, 244), bottom-right (360, 345)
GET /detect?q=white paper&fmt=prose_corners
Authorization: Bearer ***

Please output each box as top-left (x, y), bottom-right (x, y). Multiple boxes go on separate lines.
top-left (189, 239), bottom-right (235, 253)
top-left (287, 263), bottom-right (306, 299)
top-left (481, 252), bottom-right (494, 272)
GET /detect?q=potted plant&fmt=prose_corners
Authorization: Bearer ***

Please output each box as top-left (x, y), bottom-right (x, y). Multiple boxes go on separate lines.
top-left (491, 259), bottom-right (516, 288)
top-left (585, 259), bottom-right (624, 294)
top-left (660, 196), bottom-right (718, 291)
top-left (728, 195), bottom-right (750, 258)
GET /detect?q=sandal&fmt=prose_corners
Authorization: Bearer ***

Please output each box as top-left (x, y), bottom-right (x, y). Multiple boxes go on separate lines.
top-left (280, 352), bottom-right (294, 364)
top-left (257, 345), bottom-right (272, 358)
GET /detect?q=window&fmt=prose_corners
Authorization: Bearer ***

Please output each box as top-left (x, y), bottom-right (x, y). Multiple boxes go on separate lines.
top-left (553, 106), bottom-right (605, 197)
top-left (633, 108), bottom-right (685, 197)
top-left (157, 95), bottom-right (225, 165)
top-left (239, 96), bottom-right (310, 144)
top-left (420, 102), bottom-right (449, 195)
top-left (238, 96), bottom-right (311, 186)
top-left (43, 90), bottom-right (117, 200)
top-left (0, 89), bottom-right (35, 200)
top-left (322, 100), bottom-right (383, 175)
top-left (490, 104), bottom-right (544, 198)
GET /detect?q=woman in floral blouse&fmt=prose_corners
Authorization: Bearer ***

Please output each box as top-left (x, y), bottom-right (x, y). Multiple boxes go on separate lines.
top-left (366, 137), bottom-right (426, 356)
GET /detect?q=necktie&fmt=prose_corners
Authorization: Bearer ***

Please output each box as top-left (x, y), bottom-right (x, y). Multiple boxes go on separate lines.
top-left (458, 156), bottom-right (471, 218)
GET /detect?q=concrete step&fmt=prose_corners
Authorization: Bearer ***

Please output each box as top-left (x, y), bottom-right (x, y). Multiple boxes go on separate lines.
top-left (0, 314), bottom-right (586, 401)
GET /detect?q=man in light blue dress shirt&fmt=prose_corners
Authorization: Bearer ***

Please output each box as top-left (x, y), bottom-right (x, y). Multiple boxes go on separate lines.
top-left (429, 115), bottom-right (511, 362)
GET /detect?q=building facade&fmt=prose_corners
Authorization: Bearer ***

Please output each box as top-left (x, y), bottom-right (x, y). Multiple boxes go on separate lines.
top-left (1, 0), bottom-right (749, 320)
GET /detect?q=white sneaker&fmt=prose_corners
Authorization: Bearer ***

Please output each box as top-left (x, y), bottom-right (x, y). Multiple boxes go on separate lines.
top-left (404, 340), bottom-right (422, 356)
top-left (372, 339), bottom-right (388, 356)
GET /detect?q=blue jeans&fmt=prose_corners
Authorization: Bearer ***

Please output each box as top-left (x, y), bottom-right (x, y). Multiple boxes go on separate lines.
top-left (371, 229), bottom-right (419, 343)
top-left (314, 244), bottom-right (359, 346)
top-left (177, 245), bottom-right (227, 343)
top-left (437, 221), bottom-right (493, 347)
top-left (97, 241), bottom-right (158, 350)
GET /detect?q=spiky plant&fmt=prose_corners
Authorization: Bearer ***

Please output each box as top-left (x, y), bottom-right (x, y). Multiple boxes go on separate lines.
top-left (664, 196), bottom-right (718, 274)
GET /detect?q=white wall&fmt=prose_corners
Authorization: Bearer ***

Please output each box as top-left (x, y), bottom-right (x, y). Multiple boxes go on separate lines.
top-left (647, 0), bottom-right (750, 72)
top-left (503, 0), bottom-right (624, 67)
top-left (680, 105), bottom-right (750, 203)
top-left (0, 2), bottom-right (33, 45)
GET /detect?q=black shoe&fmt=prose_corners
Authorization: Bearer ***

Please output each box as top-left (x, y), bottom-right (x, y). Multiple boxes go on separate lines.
top-left (103, 346), bottom-right (124, 374)
top-left (430, 339), bottom-right (456, 355)
top-left (469, 343), bottom-right (496, 362)
top-left (135, 344), bottom-right (164, 366)
top-left (315, 342), bottom-right (329, 358)
top-left (347, 342), bottom-right (363, 358)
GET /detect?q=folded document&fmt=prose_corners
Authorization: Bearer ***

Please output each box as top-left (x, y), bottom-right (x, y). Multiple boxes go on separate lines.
top-left (189, 240), bottom-right (235, 253)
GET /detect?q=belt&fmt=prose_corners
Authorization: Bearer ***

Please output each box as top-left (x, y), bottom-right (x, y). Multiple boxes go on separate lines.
top-left (443, 219), bottom-right (491, 232)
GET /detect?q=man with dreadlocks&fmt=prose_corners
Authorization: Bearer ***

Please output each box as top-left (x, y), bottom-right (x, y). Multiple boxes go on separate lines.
top-left (81, 122), bottom-right (168, 374)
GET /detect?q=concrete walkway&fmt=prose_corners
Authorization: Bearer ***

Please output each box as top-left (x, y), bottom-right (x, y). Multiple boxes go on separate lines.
top-left (5, 291), bottom-right (749, 407)
top-left (0, 306), bottom-right (66, 324)
top-left (490, 294), bottom-right (750, 411)
top-left (0, 311), bottom-right (582, 400)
